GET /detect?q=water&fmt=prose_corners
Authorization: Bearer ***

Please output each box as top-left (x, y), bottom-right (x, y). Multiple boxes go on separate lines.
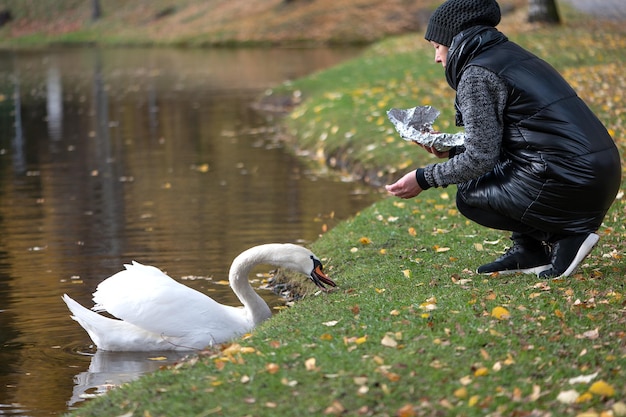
top-left (0, 47), bottom-right (379, 416)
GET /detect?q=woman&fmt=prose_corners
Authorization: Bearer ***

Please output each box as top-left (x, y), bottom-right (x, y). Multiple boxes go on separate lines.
top-left (385, 0), bottom-right (621, 278)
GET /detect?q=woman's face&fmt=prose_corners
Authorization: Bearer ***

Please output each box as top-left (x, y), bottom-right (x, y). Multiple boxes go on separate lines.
top-left (430, 41), bottom-right (449, 68)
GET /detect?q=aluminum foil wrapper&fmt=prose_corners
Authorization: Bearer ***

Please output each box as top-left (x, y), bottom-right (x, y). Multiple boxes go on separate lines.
top-left (387, 106), bottom-right (465, 152)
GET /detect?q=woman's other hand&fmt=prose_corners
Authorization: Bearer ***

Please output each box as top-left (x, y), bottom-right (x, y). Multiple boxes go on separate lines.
top-left (385, 170), bottom-right (423, 199)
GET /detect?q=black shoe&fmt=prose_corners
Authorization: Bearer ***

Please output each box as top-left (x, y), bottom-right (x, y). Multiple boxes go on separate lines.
top-left (538, 233), bottom-right (599, 279)
top-left (477, 235), bottom-right (551, 275)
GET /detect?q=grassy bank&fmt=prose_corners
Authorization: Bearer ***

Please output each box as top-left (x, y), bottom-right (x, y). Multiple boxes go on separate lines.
top-left (65, 4), bottom-right (626, 417)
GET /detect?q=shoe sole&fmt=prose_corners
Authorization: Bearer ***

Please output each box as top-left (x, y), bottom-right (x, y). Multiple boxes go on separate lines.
top-left (559, 233), bottom-right (600, 278)
top-left (478, 263), bottom-right (552, 276)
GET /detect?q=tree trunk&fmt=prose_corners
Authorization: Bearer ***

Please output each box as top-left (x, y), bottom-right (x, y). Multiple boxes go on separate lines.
top-left (528, 0), bottom-right (560, 23)
top-left (91, 0), bottom-right (102, 21)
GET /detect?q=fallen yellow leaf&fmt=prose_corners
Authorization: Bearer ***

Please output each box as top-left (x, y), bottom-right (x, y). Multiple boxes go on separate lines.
top-left (589, 380), bottom-right (615, 397)
top-left (576, 392), bottom-right (593, 403)
top-left (355, 336), bottom-right (368, 345)
top-left (491, 306), bottom-right (510, 320)
top-left (454, 387), bottom-right (468, 399)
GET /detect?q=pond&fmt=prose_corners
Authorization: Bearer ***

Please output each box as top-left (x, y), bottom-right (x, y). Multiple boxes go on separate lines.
top-left (0, 47), bottom-right (380, 416)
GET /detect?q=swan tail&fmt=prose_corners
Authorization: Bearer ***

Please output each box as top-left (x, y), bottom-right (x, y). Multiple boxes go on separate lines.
top-left (63, 294), bottom-right (191, 351)
top-left (63, 294), bottom-right (144, 350)
top-left (62, 294), bottom-right (114, 346)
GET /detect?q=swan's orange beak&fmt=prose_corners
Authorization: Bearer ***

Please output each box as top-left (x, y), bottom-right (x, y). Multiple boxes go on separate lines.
top-left (310, 262), bottom-right (336, 291)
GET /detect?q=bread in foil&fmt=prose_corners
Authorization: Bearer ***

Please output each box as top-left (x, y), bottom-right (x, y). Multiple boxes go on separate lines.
top-left (387, 106), bottom-right (465, 152)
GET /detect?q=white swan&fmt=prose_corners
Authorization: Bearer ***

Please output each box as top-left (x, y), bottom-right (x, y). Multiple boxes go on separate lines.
top-left (62, 243), bottom-right (335, 351)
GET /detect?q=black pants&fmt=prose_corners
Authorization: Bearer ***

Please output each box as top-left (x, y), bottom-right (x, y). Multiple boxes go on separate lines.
top-left (456, 194), bottom-right (552, 242)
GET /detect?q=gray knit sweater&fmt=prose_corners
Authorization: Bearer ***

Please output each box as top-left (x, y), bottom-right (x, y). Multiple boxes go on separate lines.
top-left (421, 65), bottom-right (508, 188)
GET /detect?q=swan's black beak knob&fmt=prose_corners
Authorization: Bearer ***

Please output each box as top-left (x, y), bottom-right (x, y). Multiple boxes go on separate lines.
top-left (310, 259), bottom-right (336, 290)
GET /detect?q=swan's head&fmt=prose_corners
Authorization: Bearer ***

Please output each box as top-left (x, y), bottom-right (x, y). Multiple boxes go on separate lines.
top-left (275, 244), bottom-right (336, 291)
top-left (234, 243), bottom-right (337, 291)
top-left (309, 254), bottom-right (336, 291)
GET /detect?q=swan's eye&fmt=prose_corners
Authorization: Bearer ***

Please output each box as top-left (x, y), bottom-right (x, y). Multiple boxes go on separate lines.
top-left (311, 256), bottom-right (323, 270)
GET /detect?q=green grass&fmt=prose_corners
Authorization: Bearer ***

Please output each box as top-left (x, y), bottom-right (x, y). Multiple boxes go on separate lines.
top-left (66, 194), bottom-right (625, 417)
top-left (65, 8), bottom-right (626, 417)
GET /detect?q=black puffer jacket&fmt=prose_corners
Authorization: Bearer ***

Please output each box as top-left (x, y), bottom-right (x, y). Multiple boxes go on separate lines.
top-left (447, 26), bottom-right (621, 235)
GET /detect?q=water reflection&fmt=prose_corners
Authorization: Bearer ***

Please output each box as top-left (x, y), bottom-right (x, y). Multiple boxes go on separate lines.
top-left (0, 47), bottom-right (379, 416)
top-left (68, 350), bottom-right (190, 409)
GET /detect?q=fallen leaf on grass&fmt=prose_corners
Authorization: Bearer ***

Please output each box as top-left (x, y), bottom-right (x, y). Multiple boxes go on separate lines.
top-left (324, 400), bottom-right (346, 415)
top-left (305, 357), bottom-right (319, 371)
top-left (265, 363), bottom-right (280, 374)
top-left (281, 377), bottom-right (298, 387)
top-left (613, 402), bottom-right (626, 416)
top-left (454, 387), bottom-right (468, 399)
top-left (576, 328), bottom-right (599, 340)
top-left (491, 306), bottom-right (510, 320)
top-left (569, 372), bottom-right (599, 384)
top-left (419, 297), bottom-right (437, 311)
top-left (589, 380), bottom-right (615, 397)
top-left (381, 334), bottom-right (398, 348)
top-left (557, 389), bottom-right (580, 404)
top-left (396, 404), bottom-right (416, 417)
top-left (528, 385), bottom-right (541, 401)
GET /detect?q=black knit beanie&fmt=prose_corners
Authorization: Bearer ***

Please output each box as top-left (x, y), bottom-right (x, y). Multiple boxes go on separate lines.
top-left (424, 0), bottom-right (501, 47)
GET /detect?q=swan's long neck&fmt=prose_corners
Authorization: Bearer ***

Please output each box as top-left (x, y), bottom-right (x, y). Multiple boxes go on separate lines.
top-left (229, 245), bottom-right (281, 325)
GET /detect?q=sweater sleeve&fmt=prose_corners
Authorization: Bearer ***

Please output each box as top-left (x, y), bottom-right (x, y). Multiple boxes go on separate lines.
top-left (421, 65), bottom-right (507, 188)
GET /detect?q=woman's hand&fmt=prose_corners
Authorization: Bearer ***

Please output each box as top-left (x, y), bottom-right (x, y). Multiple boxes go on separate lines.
top-left (413, 141), bottom-right (449, 158)
top-left (385, 170), bottom-right (423, 199)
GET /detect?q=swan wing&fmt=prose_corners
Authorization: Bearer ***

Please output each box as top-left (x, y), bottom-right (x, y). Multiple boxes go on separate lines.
top-left (91, 262), bottom-right (251, 340)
